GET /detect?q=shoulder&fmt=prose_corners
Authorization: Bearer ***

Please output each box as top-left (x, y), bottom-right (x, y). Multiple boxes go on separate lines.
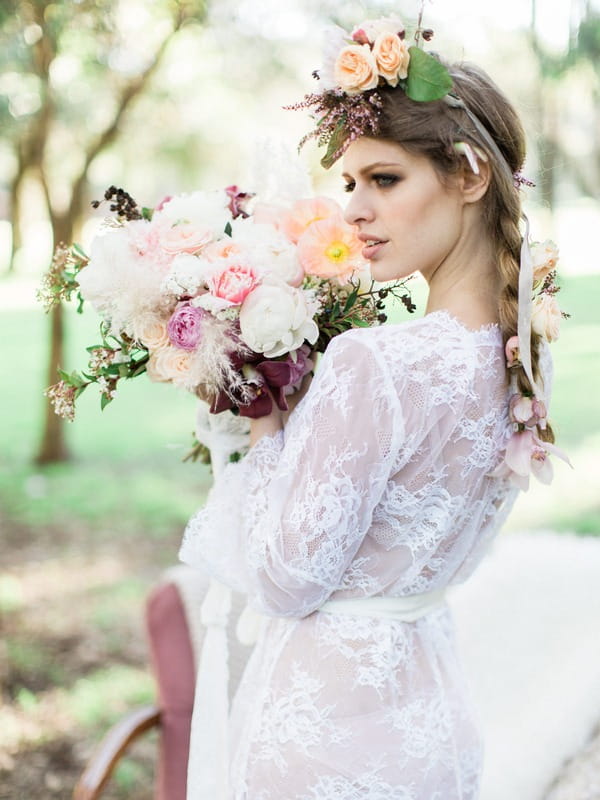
top-left (329, 310), bottom-right (501, 373)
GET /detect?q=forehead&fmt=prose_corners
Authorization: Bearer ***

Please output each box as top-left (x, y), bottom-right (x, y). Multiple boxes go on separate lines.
top-left (342, 137), bottom-right (428, 175)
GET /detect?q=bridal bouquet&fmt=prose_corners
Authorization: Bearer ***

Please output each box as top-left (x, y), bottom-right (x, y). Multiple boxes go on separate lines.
top-left (40, 184), bottom-right (414, 426)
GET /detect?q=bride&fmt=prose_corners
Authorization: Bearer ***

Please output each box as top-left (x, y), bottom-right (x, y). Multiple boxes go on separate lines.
top-left (180, 14), bottom-right (562, 799)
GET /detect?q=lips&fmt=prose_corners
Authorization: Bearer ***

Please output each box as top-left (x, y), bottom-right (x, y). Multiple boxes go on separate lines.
top-left (358, 234), bottom-right (388, 260)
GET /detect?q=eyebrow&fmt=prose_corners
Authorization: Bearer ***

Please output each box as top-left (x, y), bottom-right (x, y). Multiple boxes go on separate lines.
top-left (342, 161), bottom-right (404, 179)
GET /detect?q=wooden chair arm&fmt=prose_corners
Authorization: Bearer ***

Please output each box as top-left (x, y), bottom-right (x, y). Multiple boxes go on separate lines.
top-left (73, 705), bottom-right (161, 800)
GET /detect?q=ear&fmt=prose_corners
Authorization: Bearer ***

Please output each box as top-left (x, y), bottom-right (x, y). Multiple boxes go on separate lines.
top-left (453, 142), bottom-right (492, 203)
top-left (459, 157), bottom-right (491, 204)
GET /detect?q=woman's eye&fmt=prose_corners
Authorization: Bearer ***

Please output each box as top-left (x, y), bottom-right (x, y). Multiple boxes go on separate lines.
top-left (343, 181), bottom-right (355, 193)
top-left (373, 174), bottom-right (399, 188)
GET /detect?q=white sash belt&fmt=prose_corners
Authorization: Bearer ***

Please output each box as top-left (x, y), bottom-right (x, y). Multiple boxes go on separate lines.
top-left (186, 585), bottom-right (447, 799)
top-left (319, 588), bottom-right (447, 622)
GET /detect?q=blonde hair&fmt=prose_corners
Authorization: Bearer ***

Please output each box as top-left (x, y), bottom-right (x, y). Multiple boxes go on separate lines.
top-left (376, 61), bottom-right (554, 443)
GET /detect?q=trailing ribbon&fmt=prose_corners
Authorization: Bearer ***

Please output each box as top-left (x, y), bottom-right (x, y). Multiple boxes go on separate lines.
top-left (517, 214), bottom-right (543, 402)
top-left (186, 578), bottom-right (231, 799)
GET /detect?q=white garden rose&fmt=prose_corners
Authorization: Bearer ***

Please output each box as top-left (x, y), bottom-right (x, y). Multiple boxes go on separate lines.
top-left (157, 190), bottom-right (231, 235)
top-left (531, 293), bottom-right (562, 342)
top-left (239, 284), bottom-right (318, 358)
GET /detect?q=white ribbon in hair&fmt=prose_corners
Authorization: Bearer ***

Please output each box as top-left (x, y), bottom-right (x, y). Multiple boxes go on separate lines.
top-left (518, 213), bottom-right (543, 402)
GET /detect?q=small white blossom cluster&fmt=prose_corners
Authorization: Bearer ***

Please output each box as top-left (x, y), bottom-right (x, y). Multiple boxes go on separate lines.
top-left (45, 381), bottom-right (76, 421)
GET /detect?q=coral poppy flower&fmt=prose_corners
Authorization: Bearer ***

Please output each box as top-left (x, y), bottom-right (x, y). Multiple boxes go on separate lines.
top-left (282, 197), bottom-right (341, 244)
top-left (297, 214), bottom-right (365, 281)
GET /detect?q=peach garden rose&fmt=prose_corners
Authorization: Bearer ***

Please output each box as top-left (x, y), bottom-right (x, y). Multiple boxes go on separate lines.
top-left (372, 33), bottom-right (410, 85)
top-left (334, 44), bottom-right (379, 95)
top-left (531, 293), bottom-right (562, 342)
top-left (531, 240), bottom-right (559, 283)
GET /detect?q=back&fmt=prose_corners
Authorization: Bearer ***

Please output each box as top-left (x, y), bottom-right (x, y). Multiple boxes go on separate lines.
top-left (315, 310), bottom-right (518, 601)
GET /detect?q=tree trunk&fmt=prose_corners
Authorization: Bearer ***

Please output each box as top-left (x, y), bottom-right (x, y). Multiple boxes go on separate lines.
top-left (7, 161), bottom-right (25, 274)
top-left (35, 214), bottom-right (73, 465)
top-left (35, 302), bottom-right (70, 464)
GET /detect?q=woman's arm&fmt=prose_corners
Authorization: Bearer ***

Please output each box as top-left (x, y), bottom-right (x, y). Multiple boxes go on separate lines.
top-left (180, 334), bottom-right (403, 616)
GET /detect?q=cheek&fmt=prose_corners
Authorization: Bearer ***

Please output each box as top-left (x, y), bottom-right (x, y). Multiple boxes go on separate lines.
top-left (388, 185), bottom-right (461, 251)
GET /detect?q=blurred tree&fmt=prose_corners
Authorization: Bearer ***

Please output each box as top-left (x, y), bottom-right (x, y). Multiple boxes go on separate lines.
top-left (529, 0), bottom-right (600, 208)
top-left (0, 0), bottom-right (208, 463)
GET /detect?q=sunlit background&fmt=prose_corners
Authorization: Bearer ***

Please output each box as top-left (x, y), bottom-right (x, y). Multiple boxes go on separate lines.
top-left (1, 1), bottom-right (599, 797)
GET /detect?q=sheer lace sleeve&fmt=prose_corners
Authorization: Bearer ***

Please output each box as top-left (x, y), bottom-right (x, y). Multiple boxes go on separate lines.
top-left (179, 332), bottom-right (404, 617)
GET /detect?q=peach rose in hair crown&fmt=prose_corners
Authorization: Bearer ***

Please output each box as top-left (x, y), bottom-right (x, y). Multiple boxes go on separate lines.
top-left (334, 44), bottom-right (379, 95)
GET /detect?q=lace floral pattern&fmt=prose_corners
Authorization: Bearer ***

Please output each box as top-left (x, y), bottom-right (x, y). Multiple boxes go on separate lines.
top-left (180, 311), bottom-right (538, 799)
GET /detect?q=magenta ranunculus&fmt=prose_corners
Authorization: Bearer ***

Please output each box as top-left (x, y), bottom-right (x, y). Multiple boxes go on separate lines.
top-left (167, 304), bottom-right (205, 351)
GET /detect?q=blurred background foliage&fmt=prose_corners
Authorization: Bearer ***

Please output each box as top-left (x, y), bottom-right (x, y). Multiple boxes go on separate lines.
top-left (0, 0), bottom-right (599, 797)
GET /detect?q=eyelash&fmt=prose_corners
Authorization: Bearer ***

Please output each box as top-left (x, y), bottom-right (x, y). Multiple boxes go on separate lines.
top-left (343, 174), bottom-right (399, 193)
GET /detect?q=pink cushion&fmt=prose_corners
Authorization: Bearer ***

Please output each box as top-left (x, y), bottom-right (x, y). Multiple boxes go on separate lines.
top-left (146, 582), bottom-right (196, 800)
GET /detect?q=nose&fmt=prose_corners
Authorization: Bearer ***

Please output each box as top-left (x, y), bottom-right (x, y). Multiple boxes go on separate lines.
top-left (343, 187), bottom-right (375, 227)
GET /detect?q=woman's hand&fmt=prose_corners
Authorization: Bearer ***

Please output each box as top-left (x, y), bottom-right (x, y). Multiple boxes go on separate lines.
top-left (281, 371), bottom-right (313, 425)
top-left (249, 369), bottom-right (314, 447)
top-left (249, 399), bottom-right (285, 447)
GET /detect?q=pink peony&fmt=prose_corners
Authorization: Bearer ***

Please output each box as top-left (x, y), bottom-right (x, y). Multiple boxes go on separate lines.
top-left (167, 304), bottom-right (205, 350)
top-left (209, 263), bottom-right (259, 305)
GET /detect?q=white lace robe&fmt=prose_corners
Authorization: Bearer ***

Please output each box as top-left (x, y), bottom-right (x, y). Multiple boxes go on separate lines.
top-left (180, 310), bottom-right (521, 800)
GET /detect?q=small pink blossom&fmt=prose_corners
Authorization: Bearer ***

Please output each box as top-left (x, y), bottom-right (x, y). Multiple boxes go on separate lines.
top-left (508, 394), bottom-right (546, 427)
top-left (167, 304), bottom-right (205, 350)
top-left (505, 335), bottom-right (520, 368)
top-left (209, 263), bottom-right (259, 305)
top-left (225, 185), bottom-right (254, 219)
top-left (155, 195), bottom-right (173, 211)
top-left (351, 27), bottom-right (370, 45)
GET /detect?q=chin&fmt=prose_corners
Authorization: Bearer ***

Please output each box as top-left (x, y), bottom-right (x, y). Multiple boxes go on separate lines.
top-left (369, 259), bottom-right (410, 284)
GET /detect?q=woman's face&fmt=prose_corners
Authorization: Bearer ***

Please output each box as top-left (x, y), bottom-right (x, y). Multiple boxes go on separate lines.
top-left (342, 137), bottom-right (466, 284)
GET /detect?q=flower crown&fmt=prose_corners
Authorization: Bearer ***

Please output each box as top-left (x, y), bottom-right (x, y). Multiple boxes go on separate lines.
top-left (289, 15), bottom-right (452, 168)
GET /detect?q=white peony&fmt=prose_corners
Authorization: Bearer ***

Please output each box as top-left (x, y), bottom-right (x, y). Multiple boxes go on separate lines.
top-left (78, 222), bottom-right (173, 334)
top-left (229, 217), bottom-right (304, 286)
top-left (239, 284), bottom-right (318, 358)
top-left (157, 190), bottom-right (231, 235)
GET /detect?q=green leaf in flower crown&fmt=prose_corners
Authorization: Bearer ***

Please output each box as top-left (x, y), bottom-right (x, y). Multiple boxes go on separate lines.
top-left (406, 47), bottom-right (453, 102)
top-left (321, 118), bottom-right (348, 170)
